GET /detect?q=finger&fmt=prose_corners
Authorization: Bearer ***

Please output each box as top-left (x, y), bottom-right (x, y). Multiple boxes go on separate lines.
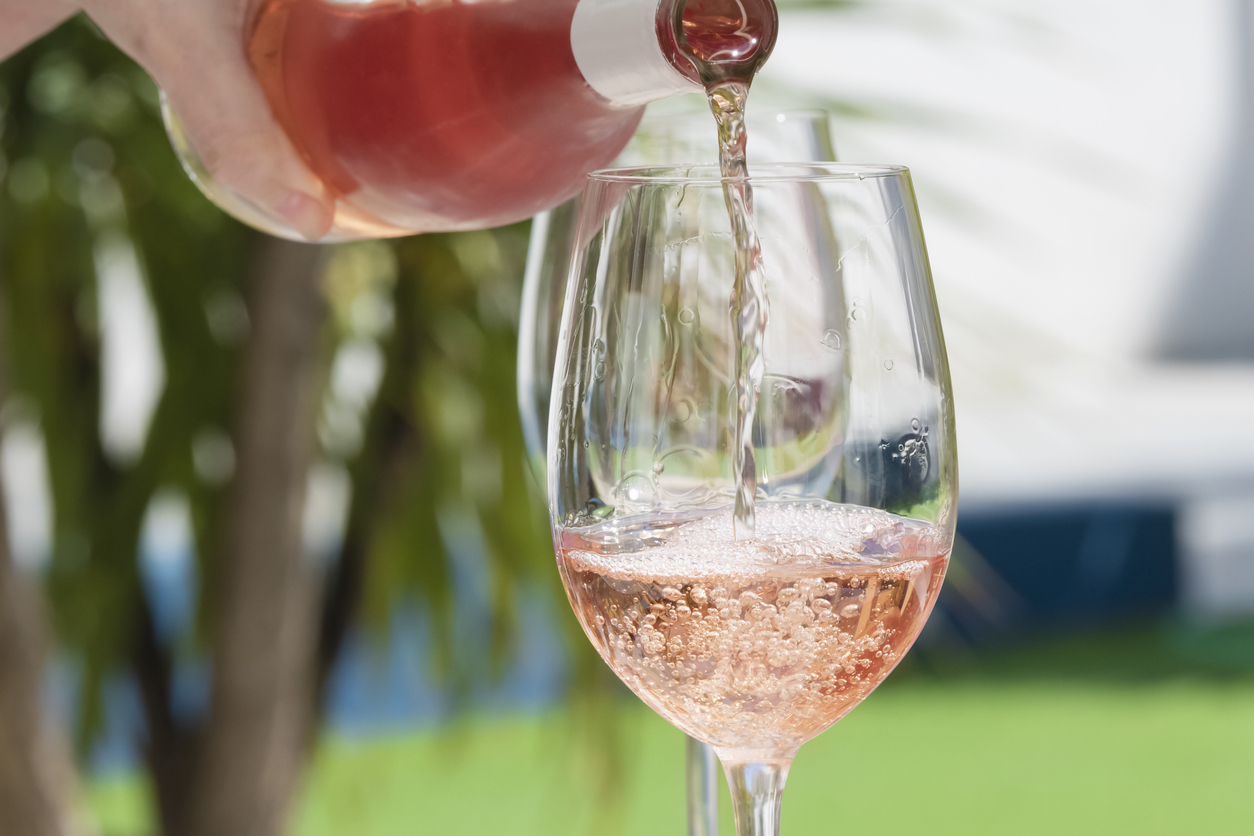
top-left (83, 0), bottom-right (334, 240)
top-left (166, 65), bottom-right (335, 241)
top-left (0, 0), bottom-right (79, 62)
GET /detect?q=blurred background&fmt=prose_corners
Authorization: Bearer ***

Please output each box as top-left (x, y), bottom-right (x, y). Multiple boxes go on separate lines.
top-left (1, 0), bottom-right (1252, 834)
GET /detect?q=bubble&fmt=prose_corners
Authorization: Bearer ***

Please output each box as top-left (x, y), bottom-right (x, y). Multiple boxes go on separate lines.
top-left (678, 308), bottom-right (696, 325)
top-left (841, 603), bottom-right (862, 619)
top-left (662, 586), bottom-right (682, 601)
top-left (674, 400), bottom-right (692, 422)
top-left (652, 461), bottom-right (665, 475)
top-left (594, 361), bottom-right (607, 380)
top-left (690, 587), bottom-right (708, 605)
top-left (883, 359), bottom-right (894, 371)
top-left (911, 418), bottom-right (921, 432)
top-left (615, 472), bottom-right (655, 509)
top-left (820, 329), bottom-right (842, 351)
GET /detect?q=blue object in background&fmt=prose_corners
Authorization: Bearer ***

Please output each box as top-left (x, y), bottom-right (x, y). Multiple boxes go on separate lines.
top-left (939, 503), bottom-right (1177, 642)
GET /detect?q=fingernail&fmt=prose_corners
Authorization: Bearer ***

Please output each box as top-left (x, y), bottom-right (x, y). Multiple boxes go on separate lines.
top-left (275, 191), bottom-right (333, 241)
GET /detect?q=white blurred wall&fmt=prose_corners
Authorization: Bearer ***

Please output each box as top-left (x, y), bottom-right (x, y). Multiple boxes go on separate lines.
top-left (759, 0), bottom-right (1254, 615)
top-left (763, 0), bottom-right (1239, 360)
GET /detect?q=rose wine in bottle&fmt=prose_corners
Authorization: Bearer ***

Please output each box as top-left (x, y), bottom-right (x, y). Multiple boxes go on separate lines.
top-left (164, 0), bottom-right (778, 241)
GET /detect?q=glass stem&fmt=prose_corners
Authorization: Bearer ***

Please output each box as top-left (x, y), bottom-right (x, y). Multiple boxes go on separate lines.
top-left (721, 754), bottom-right (793, 836)
top-left (686, 737), bottom-right (719, 836)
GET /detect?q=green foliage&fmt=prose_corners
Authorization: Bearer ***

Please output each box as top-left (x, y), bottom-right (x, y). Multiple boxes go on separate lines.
top-left (341, 229), bottom-right (558, 681)
top-left (0, 17), bottom-right (256, 745)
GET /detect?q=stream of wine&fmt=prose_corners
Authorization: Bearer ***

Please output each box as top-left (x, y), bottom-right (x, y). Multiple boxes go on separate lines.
top-left (673, 0), bottom-right (777, 537)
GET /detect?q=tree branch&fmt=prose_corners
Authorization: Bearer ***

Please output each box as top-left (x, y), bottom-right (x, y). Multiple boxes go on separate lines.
top-left (133, 596), bottom-right (198, 836)
top-left (186, 237), bottom-right (327, 836)
top-left (0, 299), bottom-right (83, 835)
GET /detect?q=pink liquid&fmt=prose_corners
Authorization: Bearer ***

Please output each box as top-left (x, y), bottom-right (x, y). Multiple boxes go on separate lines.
top-left (248, 0), bottom-right (643, 234)
top-left (246, 0), bottom-right (777, 235)
top-left (558, 502), bottom-right (949, 755)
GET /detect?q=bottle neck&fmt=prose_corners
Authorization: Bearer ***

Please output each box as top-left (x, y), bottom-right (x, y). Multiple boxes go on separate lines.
top-left (571, 0), bottom-right (701, 106)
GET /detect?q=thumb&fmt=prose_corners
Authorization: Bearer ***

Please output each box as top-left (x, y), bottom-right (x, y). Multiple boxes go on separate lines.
top-left (83, 1), bottom-right (334, 240)
top-left (160, 50), bottom-right (334, 241)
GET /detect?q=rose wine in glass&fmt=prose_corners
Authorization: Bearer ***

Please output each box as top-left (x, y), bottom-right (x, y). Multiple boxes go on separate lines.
top-left (559, 504), bottom-right (948, 752)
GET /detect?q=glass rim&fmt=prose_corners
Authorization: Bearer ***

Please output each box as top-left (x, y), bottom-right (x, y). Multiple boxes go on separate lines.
top-left (637, 108), bottom-right (832, 126)
top-left (587, 162), bottom-right (909, 185)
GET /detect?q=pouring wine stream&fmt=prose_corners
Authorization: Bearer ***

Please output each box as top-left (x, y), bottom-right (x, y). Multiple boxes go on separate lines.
top-left (672, 0), bottom-right (778, 539)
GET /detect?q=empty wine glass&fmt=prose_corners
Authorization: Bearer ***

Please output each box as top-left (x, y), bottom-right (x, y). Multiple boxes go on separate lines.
top-left (548, 163), bottom-right (956, 836)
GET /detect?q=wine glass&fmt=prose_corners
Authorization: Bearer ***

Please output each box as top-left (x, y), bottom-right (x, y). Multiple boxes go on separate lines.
top-left (518, 110), bottom-right (835, 836)
top-left (548, 163), bottom-right (956, 836)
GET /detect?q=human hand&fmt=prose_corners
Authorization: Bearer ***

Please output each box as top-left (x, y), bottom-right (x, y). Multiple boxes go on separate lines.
top-left (77, 0), bottom-right (333, 240)
top-left (0, 0), bottom-right (77, 62)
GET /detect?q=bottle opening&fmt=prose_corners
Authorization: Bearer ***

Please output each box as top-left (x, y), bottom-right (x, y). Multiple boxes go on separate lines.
top-left (657, 0), bottom-right (778, 87)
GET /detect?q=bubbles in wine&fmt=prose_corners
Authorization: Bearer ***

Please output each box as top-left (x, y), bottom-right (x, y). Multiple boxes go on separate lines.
top-left (558, 502), bottom-right (950, 755)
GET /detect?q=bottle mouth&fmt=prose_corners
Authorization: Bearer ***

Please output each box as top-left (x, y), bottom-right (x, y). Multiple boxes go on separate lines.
top-left (656, 0), bottom-right (779, 86)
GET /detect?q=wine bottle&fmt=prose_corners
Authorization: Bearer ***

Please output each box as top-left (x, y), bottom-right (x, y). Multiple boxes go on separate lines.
top-left (165, 0), bottom-right (776, 241)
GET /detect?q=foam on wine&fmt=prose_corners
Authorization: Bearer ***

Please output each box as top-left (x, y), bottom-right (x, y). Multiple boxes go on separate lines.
top-left (558, 502), bottom-right (949, 755)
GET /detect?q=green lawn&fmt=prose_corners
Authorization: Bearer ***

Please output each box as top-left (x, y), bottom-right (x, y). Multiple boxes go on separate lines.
top-left (88, 625), bottom-right (1254, 835)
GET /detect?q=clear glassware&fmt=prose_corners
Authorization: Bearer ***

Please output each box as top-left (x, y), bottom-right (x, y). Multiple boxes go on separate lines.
top-left (548, 163), bottom-right (957, 836)
top-left (519, 110), bottom-right (836, 479)
top-left (518, 110), bottom-right (834, 835)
